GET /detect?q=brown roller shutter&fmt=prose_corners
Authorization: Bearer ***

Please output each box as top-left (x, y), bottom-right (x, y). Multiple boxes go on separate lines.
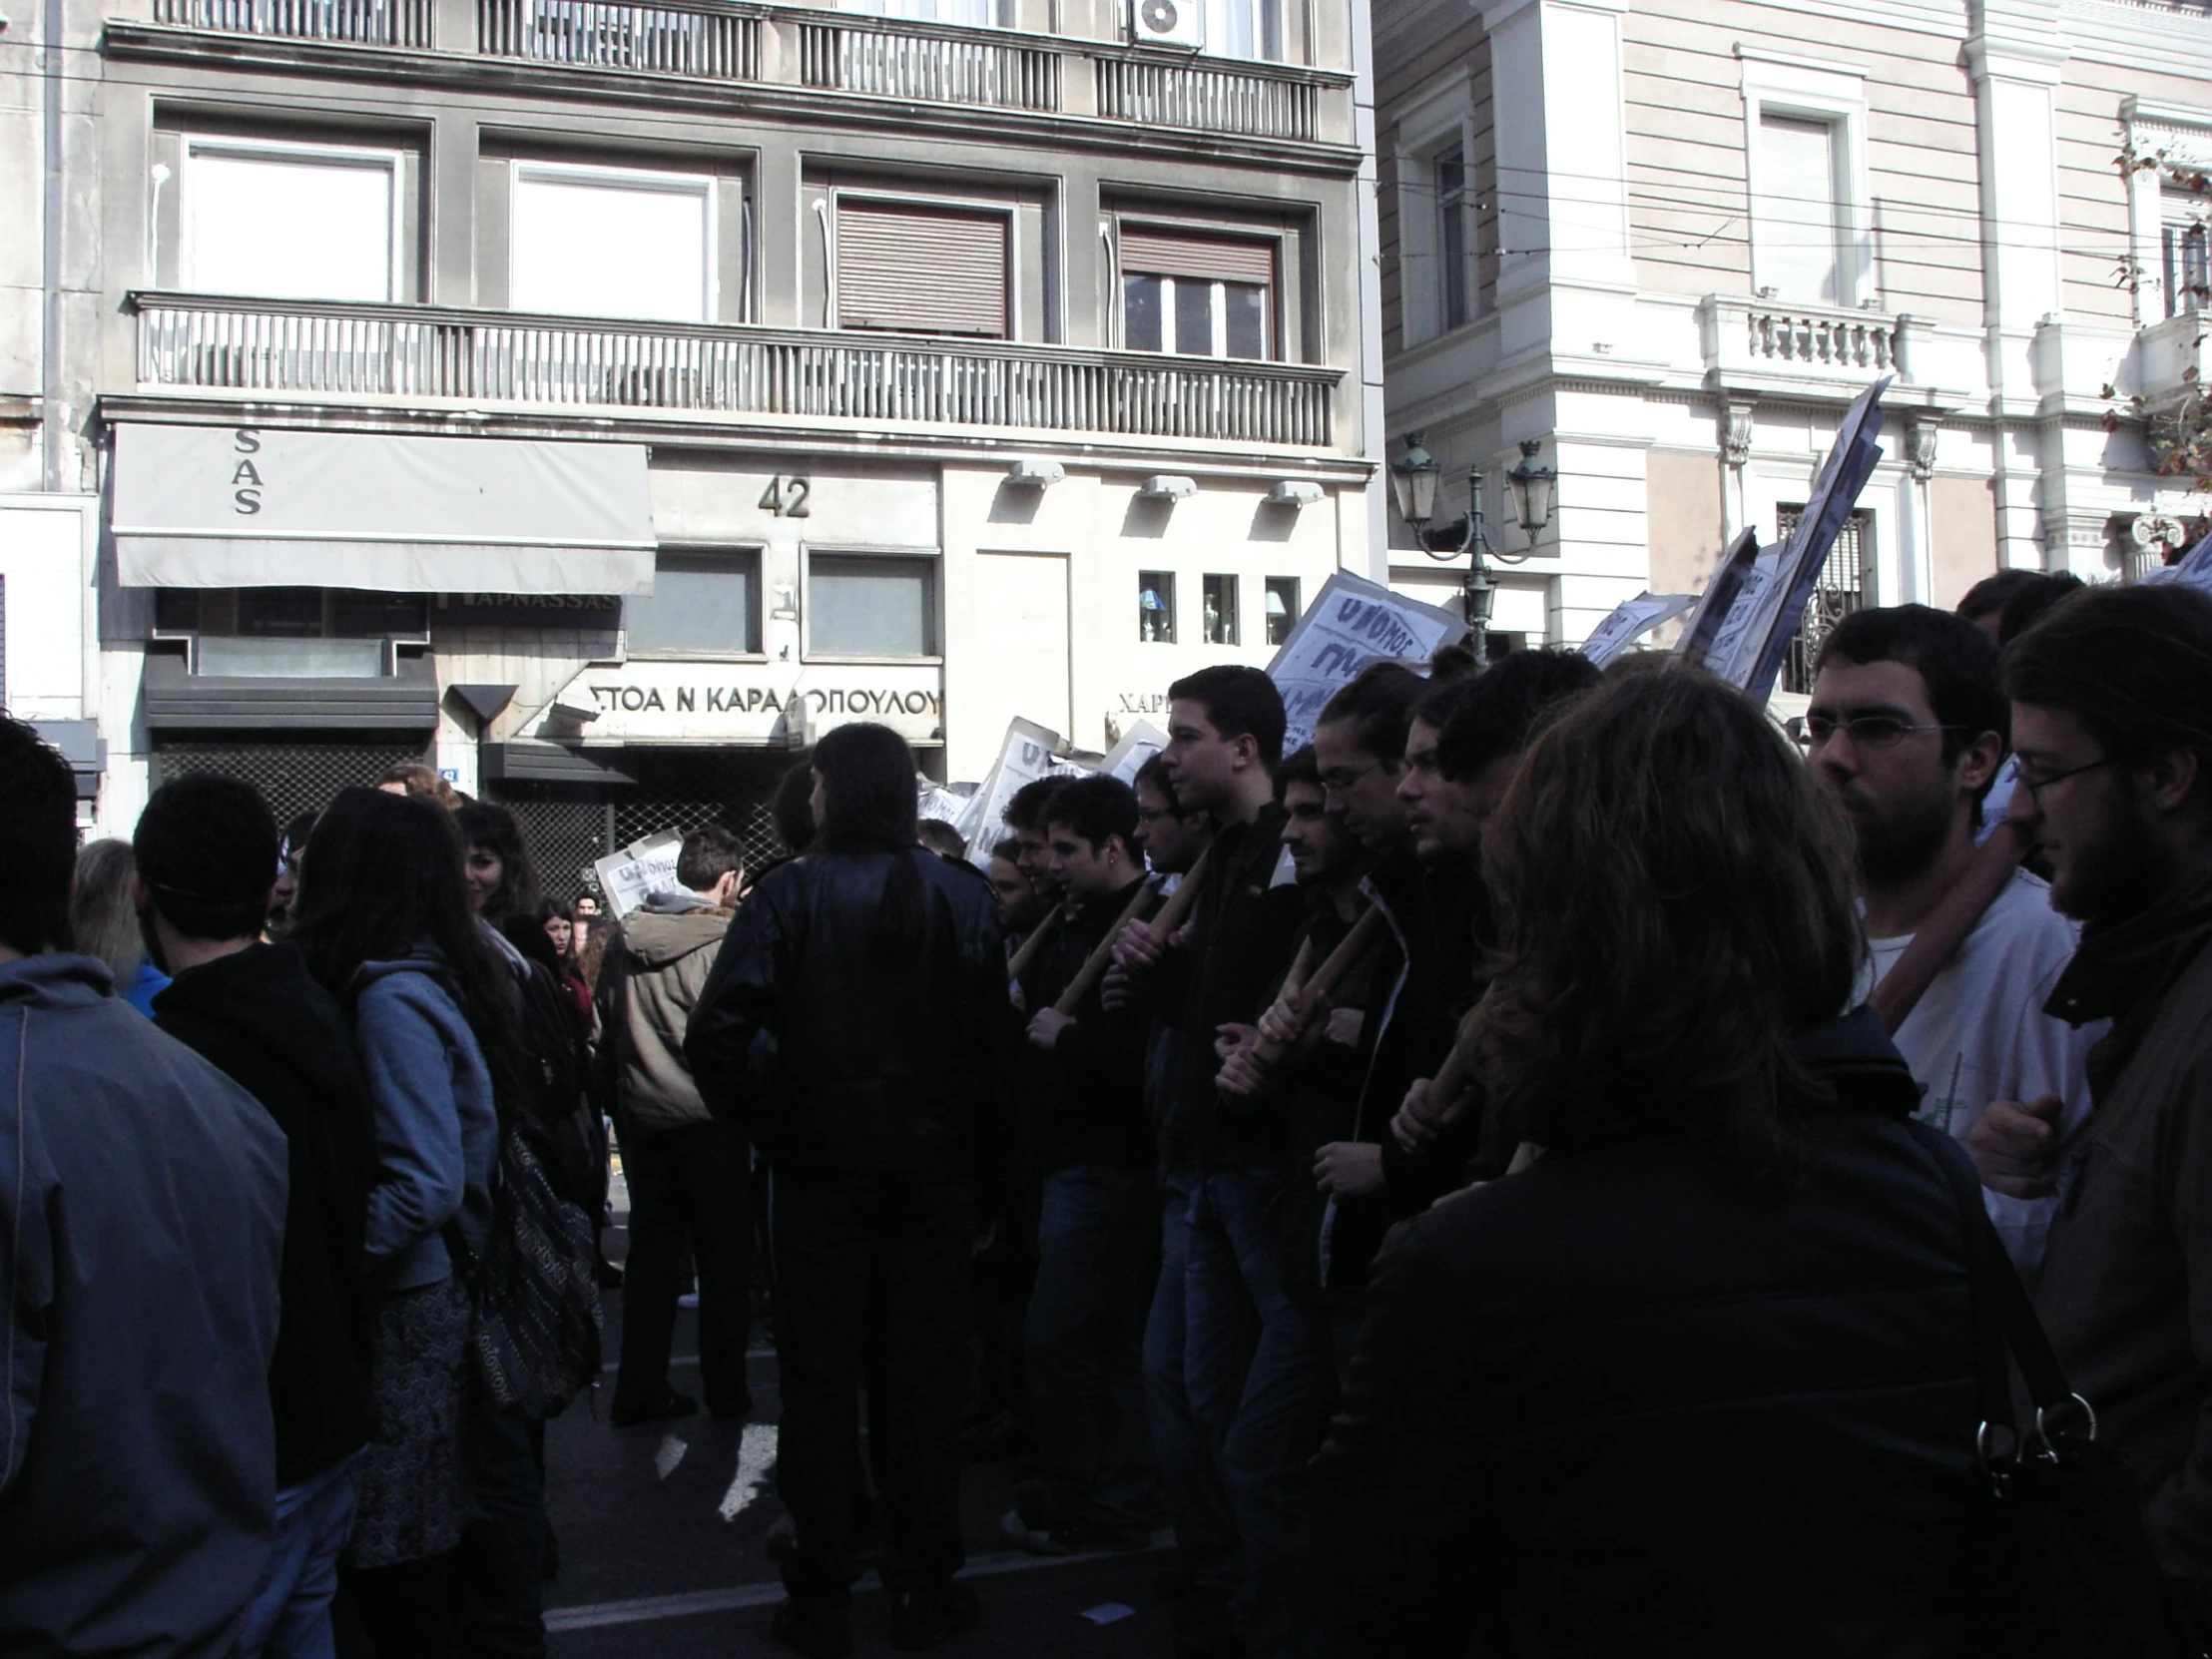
top-left (836, 200), bottom-right (1009, 337)
top-left (1118, 227), bottom-right (1277, 286)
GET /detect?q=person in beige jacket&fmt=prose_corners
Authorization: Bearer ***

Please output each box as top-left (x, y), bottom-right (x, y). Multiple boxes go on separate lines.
top-left (594, 826), bottom-right (752, 1427)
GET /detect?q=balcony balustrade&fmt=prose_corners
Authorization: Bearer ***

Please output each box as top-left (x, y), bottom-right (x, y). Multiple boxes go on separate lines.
top-left (1700, 294), bottom-right (1910, 391)
top-left (131, 0), bottom-right (1351, 146)
top-left (133, 292), bottom-right (1341, 448)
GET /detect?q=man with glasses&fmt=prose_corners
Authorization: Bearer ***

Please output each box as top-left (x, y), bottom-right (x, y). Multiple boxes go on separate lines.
top-left (1806, 605), bottom-right (2093, 1273)
top-left (1970, 584), bottom-right (2212, 1613)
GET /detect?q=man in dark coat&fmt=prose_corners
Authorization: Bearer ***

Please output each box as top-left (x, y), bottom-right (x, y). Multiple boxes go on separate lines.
top-left (136, 773), bottom-right (374, 1658)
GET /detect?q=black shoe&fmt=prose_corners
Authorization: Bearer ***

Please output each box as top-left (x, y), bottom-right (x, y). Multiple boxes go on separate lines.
top-left (709, 1388), bottom-right (756, 1420)
top-left (608, 1386), bottom-right (698, 1428)
top-left (771, 1594), bottom-right (852, 1659)
top-left (889, 1581), bottom-right (981, 1651)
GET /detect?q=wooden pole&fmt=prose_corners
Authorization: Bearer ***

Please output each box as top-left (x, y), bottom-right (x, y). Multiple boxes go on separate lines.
top-left (1140, 845), bottom-right (1212, 945)
top-left (1050, 874), bottom-right (1163, 1016)
top-left (1247, 903), bottom-right (1389, 1070)
top-left (1005, 907), bottom-right (1060, 985)
top-left (1871, 820), bottom-right (2029, 1034)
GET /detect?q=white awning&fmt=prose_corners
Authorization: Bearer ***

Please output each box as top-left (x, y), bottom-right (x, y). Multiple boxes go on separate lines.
top-left (111, 424), bottom-right (658, 595)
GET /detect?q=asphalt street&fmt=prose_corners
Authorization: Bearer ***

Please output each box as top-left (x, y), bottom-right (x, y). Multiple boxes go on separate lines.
top-left (542, 1184), bottom-right (1170, 1659)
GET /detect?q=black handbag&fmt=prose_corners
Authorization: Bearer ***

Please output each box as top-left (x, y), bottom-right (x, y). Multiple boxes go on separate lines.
top-left (1913, 1121), bottom-right (2203, 1659)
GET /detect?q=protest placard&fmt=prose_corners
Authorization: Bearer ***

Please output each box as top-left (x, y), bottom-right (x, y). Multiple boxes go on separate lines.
top-left (1265, 571), bottom-right (1467, 755)
top-left (1581, 592), bottom-right (1697, 667)
top-left (2147, 529), bottom-right (2212, 594)
top-left (1672, 528), bottom-right (1762, 670)
top-left (955, 716), bottom-right (1064, 863)
top-left (593, 829), bottom-right (683, 917)
top-left (1099, 721), bottom-right (1169, 785)
top-left (1733, 377), bottom-right (1891, 702)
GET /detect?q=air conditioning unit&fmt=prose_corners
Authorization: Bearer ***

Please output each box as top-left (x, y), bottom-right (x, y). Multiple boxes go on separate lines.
top-left (1131, 0), bottom-right (1203, 49)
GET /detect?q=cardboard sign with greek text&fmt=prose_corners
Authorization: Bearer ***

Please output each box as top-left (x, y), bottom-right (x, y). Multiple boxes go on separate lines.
top-left (593, 830), bottom-right (684, 917)
top-left (1266, 571), bottom-right (1467, 756)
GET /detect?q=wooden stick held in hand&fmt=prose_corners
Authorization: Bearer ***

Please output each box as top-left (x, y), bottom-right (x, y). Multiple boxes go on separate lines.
top-left (1051, 875), bottom-right (1163, 1015)
top-left (1870, 820), bottom-right (2029, 1034)
top-left (1142, 846), bottom-right (1212, 945)
top-left (1248, 904), bottom-right (1389, 1070)
top-left (1005, 908), bottom-right (1060, 984)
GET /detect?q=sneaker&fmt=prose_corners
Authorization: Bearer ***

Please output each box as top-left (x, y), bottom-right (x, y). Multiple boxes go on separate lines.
top-left (1000, 1507), bottom-right (1149, 1557)
top-left (770, 1594), bottom-right (852, 1659)
top-left (889, 1581), bottom-right (981, 1651)
top-left (608, 1386), bottom-right (698, 1428)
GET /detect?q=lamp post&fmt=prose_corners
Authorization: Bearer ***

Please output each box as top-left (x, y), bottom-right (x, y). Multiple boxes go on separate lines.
top-left (1389, 434), bottom-right (1558, 660)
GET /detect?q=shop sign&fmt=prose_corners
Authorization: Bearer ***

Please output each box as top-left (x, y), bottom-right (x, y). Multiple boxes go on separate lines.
top-left (433, 593), bottom-right (623, 628)
top-left (544, 660), bottom-right (943, 745)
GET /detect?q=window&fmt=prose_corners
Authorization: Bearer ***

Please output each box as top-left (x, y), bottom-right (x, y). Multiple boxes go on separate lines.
top-left (1120, 228), bottom-right (1275, 360)
top-left (2165, 189), bottom-right (2208, 317)
top-left (1752, 112), bottom-right (1847, 304)
top-left (511, 164), bottom-right (715, 324)
top-left (836, 200), bottom-right (1009, 338)
top-left (1434, 146), bottom-right (1471, 333)
top-left (1204, 0), bottom-right (1282, 61)
top-left (1264, 576), bottom-right (1299, 645)
top-left (184, 139), bottom-right (399, 302)
top-left (155, 587), bottom-right (423, 677)
top-left (1139, 573), bottom-right (1176, 643)
top-left (810, 554), bottom-right (936, 657)
top-left (627, 550), bottom-right (760, 655)
top-left (1778, 504), bottom-right (1872, 695)
top-left (1202, 574), bottom-right (1239, 645)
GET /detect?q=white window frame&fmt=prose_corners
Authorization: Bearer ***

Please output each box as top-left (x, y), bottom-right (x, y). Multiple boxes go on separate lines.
top-left (1390, 70), bottom-right (1477, 349)
top-left (1120, 272), bottom-right (1271, 359)
top-left (1738, 49), bottom-right (1874, 309)
top-left (509, 160), bottom-right (719, 323)
top-left (2121, 98), bottom-right (2212, 326)
top-left (801, 546), bottom-right (944, 664)
top-left (830, 188), bottom-right (1020, 340)
top-left (1201, 0), bottom-right (1283, 64)
top-left (624, 545), bottom-right (766, 660)
top-left (840, 0), bottom-right (1003, 25)
top-left (181, 135), bottom-right (405, 302)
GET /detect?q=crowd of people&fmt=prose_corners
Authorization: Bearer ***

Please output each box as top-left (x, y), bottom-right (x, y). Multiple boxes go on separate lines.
top-left (3, 571), bottom-right (2211, 1659)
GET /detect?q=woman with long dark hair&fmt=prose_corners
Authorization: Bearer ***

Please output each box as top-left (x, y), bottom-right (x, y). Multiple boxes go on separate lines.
top-left (686, 723), bottom-right (1007, 1657)
top-left (1314, 668), bottom-right (1985, 1657)
top-left (289, 789), bottom-right (524, 1654)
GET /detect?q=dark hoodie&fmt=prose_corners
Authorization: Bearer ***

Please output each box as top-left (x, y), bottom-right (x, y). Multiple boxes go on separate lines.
top-left (155, 942), bottom-right (373, 1489)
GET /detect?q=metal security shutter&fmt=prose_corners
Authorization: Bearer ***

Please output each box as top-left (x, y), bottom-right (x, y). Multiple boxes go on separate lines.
top-left (836, 201), bottom-right (1008, 337)
top-left (1118, 227), bottom-right (1276, 286)
top-left (153, 740), bottom-right (428, 830)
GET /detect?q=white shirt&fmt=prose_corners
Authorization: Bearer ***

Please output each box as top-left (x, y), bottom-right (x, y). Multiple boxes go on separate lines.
top-left (1863, 866), bottom-right (2100, 1277)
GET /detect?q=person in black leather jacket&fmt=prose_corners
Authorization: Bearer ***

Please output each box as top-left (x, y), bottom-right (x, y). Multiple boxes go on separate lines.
top-left (1313, 667), bottom-right (1984, 1659)
top-left (684, 722), bottom-right (1006, 1658)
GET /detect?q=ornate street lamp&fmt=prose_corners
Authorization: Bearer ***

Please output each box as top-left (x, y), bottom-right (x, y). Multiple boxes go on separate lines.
top-left (1389, 434), bottom-right (1558, 659)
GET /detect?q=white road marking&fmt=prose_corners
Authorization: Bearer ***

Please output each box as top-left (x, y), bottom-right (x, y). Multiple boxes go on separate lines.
top-left (717, 1423), bottom-right (778, 1521)
top-left (653, 1434), bottom-right (687, 1480)
top-left (543, 1540), bottom-right (1170, 1633)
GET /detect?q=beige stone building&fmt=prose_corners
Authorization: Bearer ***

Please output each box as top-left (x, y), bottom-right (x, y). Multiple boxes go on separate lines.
top-left (1375, 0), bottom-right (2210, 676)
top-left (0, 0), bottom-right (1385, 873)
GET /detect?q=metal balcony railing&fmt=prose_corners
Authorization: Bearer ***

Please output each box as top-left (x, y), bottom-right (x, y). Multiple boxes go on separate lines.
top-left (127, 0), bottom-right (1352, 144)
top-left (152, 0), bottom-right (431, 46)
top-left (133, 292), bottom-right (1340, 447)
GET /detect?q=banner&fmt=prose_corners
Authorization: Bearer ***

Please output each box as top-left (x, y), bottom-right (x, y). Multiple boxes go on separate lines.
top-left (1265, 571), bottom-right (1467, 756)
top-left (593, 830), bottom-right (684, 917)
top-left (1581, 592), bottom-right (1697, 667)
top-left (1673, 528), bottom-right (1762, 670)
top-left (2147, 529), bottom-right (2212, 594)
top-left (955, 717), bottom-right (1064, 863)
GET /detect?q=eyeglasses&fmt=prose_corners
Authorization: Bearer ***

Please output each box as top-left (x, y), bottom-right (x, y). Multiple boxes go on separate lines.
top-left (1796, 714), bottom-right (1966, 750)
top-left (2015, 755), bottom-right (2119, 807)
top-left (1320, 759), bottom-right (1394, 792)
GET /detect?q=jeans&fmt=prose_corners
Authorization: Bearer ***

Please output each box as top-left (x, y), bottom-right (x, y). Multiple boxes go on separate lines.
top-left (772, 1170), bottom-right (974, 1599)
top-left (616, 1119), bottom-right (754, 1414)
top-left (453, 1397), bottom-right (547, 1659)
top-left (1143, 1169), bottom-right (1250, 1603)
top-left (1185, 1168), bottom-right (1330, 1659)
top-left (238, 1455), bottom-right (360, 1659)
top-left (1028, 1164), bottom-right (1161, 1536)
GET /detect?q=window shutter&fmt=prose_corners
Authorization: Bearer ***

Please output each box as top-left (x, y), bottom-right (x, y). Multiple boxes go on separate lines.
top-left (1118, 227), bottom-right (1276, 287)
top-left (836, 201), bottom-right (1008, 337)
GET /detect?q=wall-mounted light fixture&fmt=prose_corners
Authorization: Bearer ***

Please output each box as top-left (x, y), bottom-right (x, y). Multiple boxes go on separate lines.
top-left (1138, 474), bottom-right (1198, 502)
top-left (1006, 458), bottom-right (1066, 488)
top-left (1265, 480), bottom-right (1325, 509)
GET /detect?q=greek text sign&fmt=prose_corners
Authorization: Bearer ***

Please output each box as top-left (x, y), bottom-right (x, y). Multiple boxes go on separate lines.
top-left (1265, 571), bottom-right (1467, 755)
top-left (542, 661), bottom-right (943, 745)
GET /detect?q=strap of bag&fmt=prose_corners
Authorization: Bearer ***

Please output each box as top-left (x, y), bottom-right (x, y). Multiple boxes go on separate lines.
top-left (1908, 1118), bottom-right (2079, 1426)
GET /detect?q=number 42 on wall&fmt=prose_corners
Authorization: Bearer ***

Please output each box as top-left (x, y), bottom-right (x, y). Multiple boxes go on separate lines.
top-left (759, 476), bottom-right (812, 518)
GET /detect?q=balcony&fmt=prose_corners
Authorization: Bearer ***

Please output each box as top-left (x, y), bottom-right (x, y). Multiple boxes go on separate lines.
top-left (130, 0), bottom-right (1353, 149)
top-left (1699, 295), bottom-right (1911, 397)
top-left (131, 292), bottom-right (1341, 449)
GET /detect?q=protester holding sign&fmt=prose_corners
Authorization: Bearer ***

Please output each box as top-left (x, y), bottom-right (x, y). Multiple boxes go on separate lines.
top-left (1805, 606), bottom-right (2094, 1274)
